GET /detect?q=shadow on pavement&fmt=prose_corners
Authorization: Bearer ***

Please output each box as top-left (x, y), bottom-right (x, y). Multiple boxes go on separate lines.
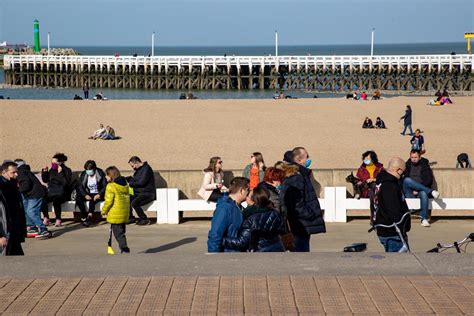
top-left (142, 237), bottom-right (197, 253)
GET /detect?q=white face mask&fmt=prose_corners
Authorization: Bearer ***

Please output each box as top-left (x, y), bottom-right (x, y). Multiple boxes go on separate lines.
top-left (86, 169), bottom-right (95, 176)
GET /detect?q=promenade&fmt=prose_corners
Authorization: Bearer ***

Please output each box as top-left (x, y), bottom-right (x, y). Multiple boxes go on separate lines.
top-left (1, 219), bottom-right (473, 315)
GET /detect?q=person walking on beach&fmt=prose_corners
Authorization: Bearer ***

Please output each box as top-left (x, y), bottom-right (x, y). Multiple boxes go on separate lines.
top-left (371, 157), bottom-right (411, 252)
top-left (207, 177), bottom-right (250, 253)
top-left (242, 152), bottom-right (266, 190)
top-left (14, 159), bottom-right (51, 239)
top-left (280, 147), bottom-right (326, 252)
top-left (399, 105), bottom-right (413, 136)
top-left (76, 160), bottom-right (107, 227)
top-left (198, 157), bottom-right (228, 203)
top-left (83, 84), bottom-right (89, 100)
top-left (0, 162), bottom-right (26, 255)
top-left (101, 166), bottom-right (130, 254)
top-left (403, 149), bottom-right (440, 227)
top-left (127, 156), bottom-right (155, 225)
top-left (41, 153), bottom-right (73, 227)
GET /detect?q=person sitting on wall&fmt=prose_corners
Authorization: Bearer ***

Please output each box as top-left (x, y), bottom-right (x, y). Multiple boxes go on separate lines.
top-left (362, 117), bottom-right (374, 129)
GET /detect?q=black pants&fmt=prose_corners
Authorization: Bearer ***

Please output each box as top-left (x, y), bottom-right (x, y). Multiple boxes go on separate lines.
top-left (207, 189), bottom-right (223, 203)
top-left (130, 194), bottom-right (154, 220)
top-left (42, 195), bottom-right (69, 220)
top-left (84, 91), bottom-right (89, 99)
top-left (76, 196), bottom-right (102, 219)
top-left (6, 239), bottom-right (24, 256)
top-left (111, 224), bottom-right (128, 251)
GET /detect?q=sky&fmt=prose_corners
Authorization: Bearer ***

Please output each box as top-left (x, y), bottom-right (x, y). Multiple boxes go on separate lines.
top-left (0, 0), bottom-right (472, 46)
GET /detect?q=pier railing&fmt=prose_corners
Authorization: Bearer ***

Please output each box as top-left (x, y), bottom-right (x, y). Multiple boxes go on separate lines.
top-left (3, 54), bottom-right (473, 70)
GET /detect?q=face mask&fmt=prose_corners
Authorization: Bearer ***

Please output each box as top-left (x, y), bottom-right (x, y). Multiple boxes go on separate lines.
top-left (51, 163), bottom-right (59, 171)
top-left (304, 159), bottom-right (312, 168)
top-left (363, 159), bottom-right (372, 166)
top-left (86, 169), bottom-right (95, 176)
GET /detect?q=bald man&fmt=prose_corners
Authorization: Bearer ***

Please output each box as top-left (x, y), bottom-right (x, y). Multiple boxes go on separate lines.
top-left (371, 157), bottom-right (411, 252)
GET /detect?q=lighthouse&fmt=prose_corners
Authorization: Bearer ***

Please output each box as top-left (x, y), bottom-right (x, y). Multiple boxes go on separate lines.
top-left (33, 19), bottom-right (40, 52)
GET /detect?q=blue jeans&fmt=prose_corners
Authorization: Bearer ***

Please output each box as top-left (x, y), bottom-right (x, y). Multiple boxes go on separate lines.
top-left (22, 197), bottom-right (47, 232)
top-left (401, 124), bottom-right (413, 135)
top-left (403, 177), bottom-right (431, 220)
top-left (378, 235), bottom-right (405, 252)
top-left (294, 233), bottom-right (311, 252)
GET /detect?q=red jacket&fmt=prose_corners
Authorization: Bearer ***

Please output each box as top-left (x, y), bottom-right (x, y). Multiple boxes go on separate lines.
top-left (356, 163), bottom-right (384, 198)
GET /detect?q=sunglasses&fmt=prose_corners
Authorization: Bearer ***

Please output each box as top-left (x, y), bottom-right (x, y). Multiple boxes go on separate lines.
top-left (217, 161), bottom-right (223, 164)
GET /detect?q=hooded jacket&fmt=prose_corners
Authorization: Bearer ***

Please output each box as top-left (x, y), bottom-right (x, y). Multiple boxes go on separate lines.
top-left (223, 206), bottom-right (285, 252)
top-left (101, 177), bottom-right (130, 224)
top-left (280, 164), bottom-right (326, 235)
top-left (17, 164), bottom-right (47, 199)
top-left (207, 194), bottom-right (243, 252)
top-left (128, 162), bottom-right (156, 199)
top-left (371, 170), bottom-right (411, 237)
top-left (405, 157), bottom-right (433, 188)
top-left (76, 168), bottom-right (107, 198)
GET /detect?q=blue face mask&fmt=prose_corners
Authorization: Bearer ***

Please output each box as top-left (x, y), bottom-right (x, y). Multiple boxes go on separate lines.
top-left (304, 159), bottom-right (312, 168)
top-left (363, 159), bottom-right (372, 166)
top-left (86, 169), bottom-right (95, 176)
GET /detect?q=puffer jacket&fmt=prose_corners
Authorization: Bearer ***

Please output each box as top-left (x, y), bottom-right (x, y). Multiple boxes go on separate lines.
top-left (101, 177), bottom-right (130, 224)
top-left (224, 205), bottom-right (285, 252)
top-left (280, 164), bottom-right (326, 235)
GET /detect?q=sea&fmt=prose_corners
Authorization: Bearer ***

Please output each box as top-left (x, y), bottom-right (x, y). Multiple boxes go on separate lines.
top-left (0, 42), bottom-right (466, 100)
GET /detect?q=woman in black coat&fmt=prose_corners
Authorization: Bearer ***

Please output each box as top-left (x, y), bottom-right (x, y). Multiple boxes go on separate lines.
top-left (41, 153), bottom-right (73, 227)
top-left (223, 187), bottom-right (285, 252)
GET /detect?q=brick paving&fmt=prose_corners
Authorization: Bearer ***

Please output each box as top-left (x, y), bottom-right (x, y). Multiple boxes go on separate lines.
top-left (0, 275), bottom-right (473, 315)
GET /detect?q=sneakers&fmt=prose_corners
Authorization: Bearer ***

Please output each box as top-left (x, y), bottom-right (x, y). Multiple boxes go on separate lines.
top-left (421, 219), bottom-right (431, 227)
top-left (126, 217), bottom-right (137, 225)
top-left (27, 228), bottom-right (39, 238)
top-left (81, 218), bottom-right (90, 227)
top-left (121, 247), bottom-right (130, 254)
top-left (431, 190), bottom-right (440, 199)
top-left (43, 218), bottom-right (51, 226)
top-left (35, 230), bottom-right (52, 239)
top-left (55, 219), bottom-right (63, 227)
top-left (136, 219), bottom-right (151, 226)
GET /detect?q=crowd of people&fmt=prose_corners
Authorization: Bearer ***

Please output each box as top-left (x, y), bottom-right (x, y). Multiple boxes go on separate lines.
top-left (346, 90), bottom-right (381, 100)
top-left (0, 154), bottom-right (156, 255)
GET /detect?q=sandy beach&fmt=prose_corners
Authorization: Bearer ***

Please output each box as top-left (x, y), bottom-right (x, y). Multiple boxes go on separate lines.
top-left (0, 96), bottom-right (472, 171)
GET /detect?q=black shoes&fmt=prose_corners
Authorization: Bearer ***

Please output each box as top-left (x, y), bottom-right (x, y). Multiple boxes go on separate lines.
top-left (136, 219), bottom-right (151, 226)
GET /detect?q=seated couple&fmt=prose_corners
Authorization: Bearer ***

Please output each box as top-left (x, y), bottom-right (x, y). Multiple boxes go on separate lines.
top-left (89, 124), bottom-right (119, 140)
top-left (362, 117), bottom-right (386, 129)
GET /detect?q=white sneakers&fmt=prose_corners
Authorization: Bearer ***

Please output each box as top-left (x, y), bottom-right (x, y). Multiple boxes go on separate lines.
top-left (431, 190), bottom-right (440, 199)
top-left (421, 219), bottom-right (431, 227)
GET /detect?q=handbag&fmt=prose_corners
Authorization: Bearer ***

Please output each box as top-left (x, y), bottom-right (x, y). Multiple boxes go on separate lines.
top-left (280, 220), bottom-right (295, 251)
top-left (48, 185), bottom-right (65, 199)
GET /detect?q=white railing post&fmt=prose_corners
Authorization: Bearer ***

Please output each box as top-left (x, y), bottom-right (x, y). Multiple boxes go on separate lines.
top-left (167, 188), bottom-right (179, 224)
top-left (335, 187), bottom-right (348, 223)
top-left (323, 187), bottom-right (336, 222)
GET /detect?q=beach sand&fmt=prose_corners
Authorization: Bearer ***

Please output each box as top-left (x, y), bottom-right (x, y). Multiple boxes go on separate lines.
top-left (0, 97), bottom-right (472, 171)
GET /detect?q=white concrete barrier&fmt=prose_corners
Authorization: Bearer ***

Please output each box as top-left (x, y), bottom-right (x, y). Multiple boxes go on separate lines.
top-left (48, 187), bottom-right (474, 224)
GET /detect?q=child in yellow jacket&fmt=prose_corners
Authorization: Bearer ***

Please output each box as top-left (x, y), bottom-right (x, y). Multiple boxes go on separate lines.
top-left (102, 166), bottom-right (131, 253)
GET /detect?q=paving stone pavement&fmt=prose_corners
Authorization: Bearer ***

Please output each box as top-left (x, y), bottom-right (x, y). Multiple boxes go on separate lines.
top-left (0, 275), bottom-right (473, 315)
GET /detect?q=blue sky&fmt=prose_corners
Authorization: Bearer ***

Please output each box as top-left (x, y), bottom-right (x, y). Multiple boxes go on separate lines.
top-left (1, 0), bottom-right (472, 46)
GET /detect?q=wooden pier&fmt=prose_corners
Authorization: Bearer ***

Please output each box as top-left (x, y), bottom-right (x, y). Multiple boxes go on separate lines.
top-left (3, 54), bottom-right (473, 91)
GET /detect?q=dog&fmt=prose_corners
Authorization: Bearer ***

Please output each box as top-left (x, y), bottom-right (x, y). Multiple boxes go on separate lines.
top-left (345, 172), bottom-right (368, 199)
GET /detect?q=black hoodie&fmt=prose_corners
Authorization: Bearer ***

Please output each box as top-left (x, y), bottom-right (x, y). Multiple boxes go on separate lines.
top-left (372, 170), bottom-right (411, 237)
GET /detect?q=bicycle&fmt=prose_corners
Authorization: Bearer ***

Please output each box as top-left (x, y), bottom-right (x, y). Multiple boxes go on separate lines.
top-left (368, 210), bottom-right (413, 253)
top-left (427, 232), bottom-right (474, 253)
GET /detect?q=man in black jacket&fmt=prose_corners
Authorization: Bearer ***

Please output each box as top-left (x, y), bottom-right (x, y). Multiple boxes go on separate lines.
top-left (127, 156), bottom-right (156, 225)
top-left (371, 157), bottom-right (411, 252)
top-left (76, 160), bottom-right (107, 227)
top-left (14, 159), bottom-right (51, 238)
top-left (280, 147), bottom-right (326, 252)
top-left (0, 162), bottom-right (26, 255)
top-left (403, 150), bottom-right (440, 227)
